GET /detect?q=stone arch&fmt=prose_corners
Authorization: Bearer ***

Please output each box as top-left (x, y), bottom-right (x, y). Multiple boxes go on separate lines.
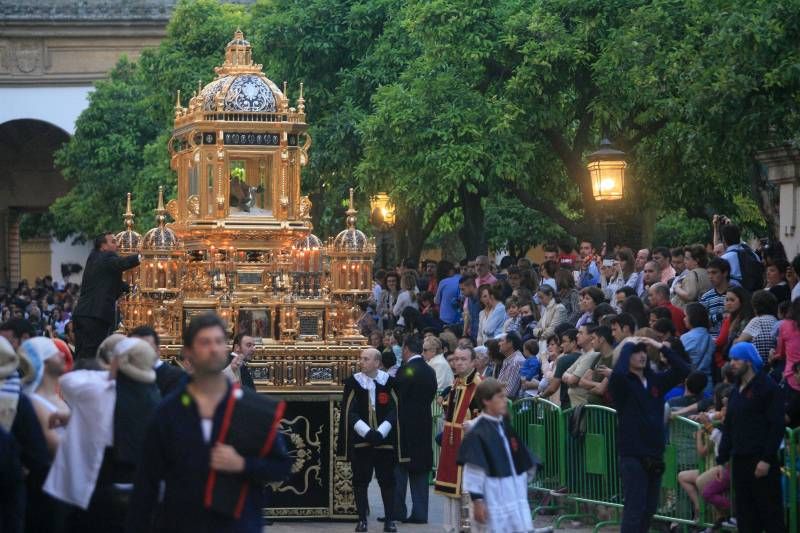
top-left (0, 118), bottom-right (75, 285)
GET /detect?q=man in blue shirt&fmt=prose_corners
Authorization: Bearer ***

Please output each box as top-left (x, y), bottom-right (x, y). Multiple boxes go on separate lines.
top-left (578, 240), bottom-right (601, 288)
top-left (698, 258), bottom-right (731, 338)
top-left (719, 223), bottom-right (759, 286)
top-left (434, 262), bottom-right (462, 327)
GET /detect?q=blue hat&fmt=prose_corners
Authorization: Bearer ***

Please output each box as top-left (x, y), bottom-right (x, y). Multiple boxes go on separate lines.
top-left (728, 342), bottom-right (763, 373)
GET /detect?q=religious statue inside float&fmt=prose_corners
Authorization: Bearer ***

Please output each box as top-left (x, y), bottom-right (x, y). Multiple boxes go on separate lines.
top-left (114, 30), bottom-right (375, 519)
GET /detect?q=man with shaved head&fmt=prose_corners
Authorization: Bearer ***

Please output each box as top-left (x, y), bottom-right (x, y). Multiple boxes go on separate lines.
top-left (336, 348), bottom-right (403, 532)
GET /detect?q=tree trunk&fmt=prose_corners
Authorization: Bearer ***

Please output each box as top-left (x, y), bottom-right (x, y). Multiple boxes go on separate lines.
top-left (458, 185), bottom-right (487, 258)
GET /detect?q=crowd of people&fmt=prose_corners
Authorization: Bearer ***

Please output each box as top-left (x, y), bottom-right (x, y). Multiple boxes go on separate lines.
top-left (2, 214), bottom-right (800, 532)
top-left (358, 216), bottom-right (799, 533)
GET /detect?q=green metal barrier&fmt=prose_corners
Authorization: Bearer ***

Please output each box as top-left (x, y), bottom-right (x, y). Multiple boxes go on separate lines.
top-left (654, 416), bottom-right (716, 529)
top-left (430, 398), bottom-right (444, 485)
top-left (786, 427), bottom-right (799, 533)
top-left (505, 401), bottom-right (800, 532)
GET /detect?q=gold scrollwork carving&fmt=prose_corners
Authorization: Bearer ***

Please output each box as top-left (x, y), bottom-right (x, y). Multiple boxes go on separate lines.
top-left (331, 404), bottom-right (356, 515)
top-left (269, 416), bottom-right (323, 496)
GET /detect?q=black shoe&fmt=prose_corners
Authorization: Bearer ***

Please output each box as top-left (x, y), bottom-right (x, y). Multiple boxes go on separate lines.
top-left (377, 517), bottom-right (386, 522)
top-left (402, 518), bottom-right (428, 524)
top-left (355, 520), bottom-right (368, 532)
top-left (383, 520), bottom-right (397, 532)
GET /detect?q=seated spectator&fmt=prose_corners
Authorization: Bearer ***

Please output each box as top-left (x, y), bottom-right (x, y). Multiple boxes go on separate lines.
top-left (668, 371), bottom-right (708, 410)
top-left (575, 286), bottom-right (605, 328)
top-left (677, 384), bottom-right (730, 521)
top-left (652, 318), bottom-right (677, 342)
top-left (648, 282), bottom-right (687, 335)
top-left (735, 290), bottom-right (778, 366)
top-left (533, 285), bottom-right (567, 341)
top-left (764, 258), bottom-right (791, 304)
top-left (519, 339), bottom-right (543, 397)
top-left (672, 245), bottom-right (711, 308)
top-left (503, 296), bottom-right (521, 334)
top-left (681, 303), bottom-right (715, 393)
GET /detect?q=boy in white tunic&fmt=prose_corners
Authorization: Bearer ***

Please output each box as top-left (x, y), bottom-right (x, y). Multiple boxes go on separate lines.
top-left (458, 378), bottom-right (551, 533)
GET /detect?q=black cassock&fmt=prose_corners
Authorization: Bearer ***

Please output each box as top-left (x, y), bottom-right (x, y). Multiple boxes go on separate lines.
top-left (336, 371), bottom-right (405, 521)
top-left (394, 356), bottom-right (437, 472)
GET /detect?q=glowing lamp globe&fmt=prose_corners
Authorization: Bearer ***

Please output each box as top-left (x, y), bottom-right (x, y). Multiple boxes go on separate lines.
top-left (587, 139), bottom-right (626, 201)
top-left (369, 192), bottom-right (396, 228)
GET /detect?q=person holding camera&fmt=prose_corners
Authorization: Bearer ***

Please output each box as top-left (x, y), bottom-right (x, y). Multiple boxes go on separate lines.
top-left (609, 337), bottom-right (690, 533)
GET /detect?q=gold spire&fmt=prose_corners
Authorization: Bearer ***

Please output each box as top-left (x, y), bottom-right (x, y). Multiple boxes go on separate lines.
top-left (155, 186), bottom-right (167, 226)
top-left (298, 82), bottom-right (305, 113)
top-left (174, 90), bottom-right (181, 112)
top-left (123, 192), bottom-right (135, 230)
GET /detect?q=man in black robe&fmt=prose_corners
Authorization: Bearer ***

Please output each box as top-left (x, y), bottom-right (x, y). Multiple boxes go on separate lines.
top-left (336, 348), bottom-right (403, 533)
top-left (390, 334), bottom-right (436, 524)
top-left (73, 233), bottom-right (140, 359)
top-left (127, 314), bottom-right (291, 533)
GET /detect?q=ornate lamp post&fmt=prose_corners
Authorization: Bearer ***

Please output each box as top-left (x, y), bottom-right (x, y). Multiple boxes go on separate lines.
top-left (369, 192), bottom-right (396, 270)
top-left (587, 139), bottom-right (626, 247)
top-left (587, 138), bottom-right (626, 202)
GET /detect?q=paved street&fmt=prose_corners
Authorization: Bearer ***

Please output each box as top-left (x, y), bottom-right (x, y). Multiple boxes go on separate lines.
top-left (266, 480), bottom-right (594, 532)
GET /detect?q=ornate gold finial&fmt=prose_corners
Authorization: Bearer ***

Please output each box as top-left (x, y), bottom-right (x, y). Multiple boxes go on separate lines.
top-left (123, 192), bottom-right (135, 230)
top-left (215, 29), bottom-right (262, 76)
top-left (174, 90), bottom-right (181, 112)
top-left (283, 81), bottom-right (288, 98)
top-left (298, 82), bottom-right (305, 113)
top-left (155, 186), bottom-right (167, 226)
top-left (345, 187), bottom-right (357, 229)
top-left (197, 79), bottom-right (202, 95)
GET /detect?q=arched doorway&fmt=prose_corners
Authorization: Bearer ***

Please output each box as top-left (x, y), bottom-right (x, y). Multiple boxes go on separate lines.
top-left (0, 119), bottom-right (75, 286)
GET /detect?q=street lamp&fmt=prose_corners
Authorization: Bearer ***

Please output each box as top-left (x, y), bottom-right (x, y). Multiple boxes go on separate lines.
top-left (587, 138), bottom-right (626, 201)
top-left (369, 192), bottom-right (396, 228)
top-left (369, 192), bottom-right (396, 270)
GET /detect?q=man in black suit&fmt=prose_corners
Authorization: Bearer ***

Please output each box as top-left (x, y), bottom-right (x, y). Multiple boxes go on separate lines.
top-left (73, 232), bottom-right (140, 359)
top-left (390, 334), bottom-right (437, 524)
top-left (130, 325), bottom-right (185, 396)
top-left (231, 333), bottom-right (256, 391)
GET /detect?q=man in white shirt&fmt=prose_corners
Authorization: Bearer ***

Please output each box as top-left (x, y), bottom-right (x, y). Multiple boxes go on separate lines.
top-left (423, 336), bottom-right (454, 391)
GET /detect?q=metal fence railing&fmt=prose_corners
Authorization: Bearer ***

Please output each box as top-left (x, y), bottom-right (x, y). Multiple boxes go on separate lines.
top-left (505, 399), bottom-right (800, 532)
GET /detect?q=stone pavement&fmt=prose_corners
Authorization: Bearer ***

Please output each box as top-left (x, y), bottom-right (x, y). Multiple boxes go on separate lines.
top-left (265, 479), bottom-right (594, 532)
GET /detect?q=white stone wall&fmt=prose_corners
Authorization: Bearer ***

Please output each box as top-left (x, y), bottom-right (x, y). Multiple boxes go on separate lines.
top-left (50, 237), bottom-right (92, 285)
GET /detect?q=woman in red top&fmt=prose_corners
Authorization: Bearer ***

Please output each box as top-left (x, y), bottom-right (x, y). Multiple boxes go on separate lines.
top-left (714, 286), bottom-right (753, 371)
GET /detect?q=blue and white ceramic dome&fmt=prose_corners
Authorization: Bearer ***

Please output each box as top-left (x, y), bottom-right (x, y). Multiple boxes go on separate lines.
top-left (198, 30), bottom-right (285, 114)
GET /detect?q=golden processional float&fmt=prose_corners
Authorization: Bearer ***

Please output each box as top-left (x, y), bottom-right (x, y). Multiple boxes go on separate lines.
top-left (115, 31), bottom-right (374, 519)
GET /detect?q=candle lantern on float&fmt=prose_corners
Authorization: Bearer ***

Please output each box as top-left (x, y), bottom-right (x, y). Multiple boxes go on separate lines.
top-left (327, 188), bottom-right (375, 343)
top-left (115, 192), bottom-right (142, 332)
top-left (137, 186), bottom-right (182, 339)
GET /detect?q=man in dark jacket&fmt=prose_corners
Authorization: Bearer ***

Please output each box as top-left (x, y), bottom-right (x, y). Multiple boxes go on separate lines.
top-left (608, 337), bottom-right (689, 533)
top-left (230, 334), bottom-right (255, 392)
top-left (73, 233), bottom-right (140, 359)
top-left (389, 334), bottom-right (436, 524)
top-left (716, 342), bottom-right (785, 533)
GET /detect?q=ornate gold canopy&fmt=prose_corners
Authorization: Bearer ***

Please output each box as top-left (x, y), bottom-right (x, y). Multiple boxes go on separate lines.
top-left (116, 31), bottom-right (373, 350)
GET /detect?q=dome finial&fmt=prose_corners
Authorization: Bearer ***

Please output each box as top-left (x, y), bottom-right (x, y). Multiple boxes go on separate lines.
top-left (155, 186), bottom-right (167, 227)
top-left (346, 187), bottom-right (357, 229)
top-left (123, 192), bottom-right (135, 230)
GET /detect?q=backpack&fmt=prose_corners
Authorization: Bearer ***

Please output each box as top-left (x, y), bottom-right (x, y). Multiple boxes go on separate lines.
top-left (736, 245), bottom-right (764, 292)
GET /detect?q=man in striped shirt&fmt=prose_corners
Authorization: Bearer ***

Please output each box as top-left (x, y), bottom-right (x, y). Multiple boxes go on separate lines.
top-left (699, 257), bottom-right (731, 338)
